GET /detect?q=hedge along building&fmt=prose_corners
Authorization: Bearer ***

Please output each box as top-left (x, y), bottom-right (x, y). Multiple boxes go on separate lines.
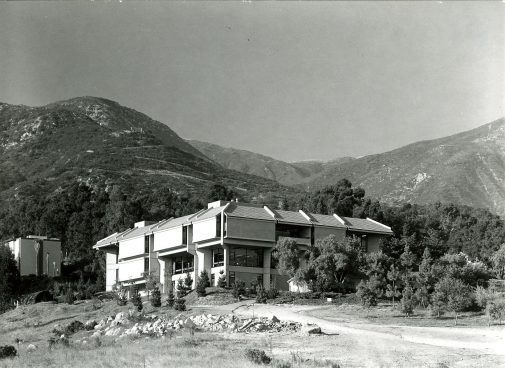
top-left (5, 235), bottom-right (62, 277)
top-left (93, 200), bottom-right (393, 293)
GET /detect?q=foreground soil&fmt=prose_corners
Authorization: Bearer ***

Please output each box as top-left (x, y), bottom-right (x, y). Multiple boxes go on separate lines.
top-left (0, 298), bottom-right (504, 367)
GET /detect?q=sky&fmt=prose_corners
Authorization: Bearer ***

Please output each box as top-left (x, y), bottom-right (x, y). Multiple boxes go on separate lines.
top-left (0, 2), bottom-right (503, 162)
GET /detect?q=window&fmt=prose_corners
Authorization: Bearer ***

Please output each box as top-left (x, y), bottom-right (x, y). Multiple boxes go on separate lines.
top-left (144, 257), bottom-right (149, 272)
top-left (361, 235), bottom-right (368, 252)
top-left (212, 248), bottom-right (224, 267)
top-left (229, 247), bottom-right (263, 268)
top-left (173, 255), bottom-right (194, 275)
top-left (182, 226), bottom-right (188, 244)
top-left (144, 236), bottom-right (150, 253)
top-left (216, 215), bottom-right (221, 237)
top-left (223, 215), bottom-right (227, 236)
top-left (229, 271), bottom-right (235, 286)
top-left (211, 273), bottom-right (215, 287)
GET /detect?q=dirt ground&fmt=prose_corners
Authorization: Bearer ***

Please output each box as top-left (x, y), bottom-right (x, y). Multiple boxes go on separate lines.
top-left (1, 299), bottom-right (504, 367)
top-left (194, 301), bottom-right (505, 368)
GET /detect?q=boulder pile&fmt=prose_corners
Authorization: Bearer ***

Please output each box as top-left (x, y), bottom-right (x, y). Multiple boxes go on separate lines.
top-left (85, 312), bottom-right (301, 340)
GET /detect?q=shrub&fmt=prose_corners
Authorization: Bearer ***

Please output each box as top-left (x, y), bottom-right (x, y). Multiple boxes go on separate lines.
top-left (196, 270), bottom-right (210, 297)
top-left (184, 272), bottom-right (193, 291)
top-left (64, 320), bottom-right (84, 335)
top-left (244, 348), bottom-right (271, 365)
top-left (217, 270), bottom-right (227, 288)
top-left (0, 346), bottom-right (17, 359)
top-left (256, 287), bottom-right (267, 304)
top-left (130, 289), bottom-right (143, 312)
top-left (232, 280), bottom-right (246, 300)
top-left (151, 286), bottom-right (161, 307)
top-left (486, 299), bottom-right (505, 325)
top-left (64, 288), bottom-right (76, 305)
top-left (176, 278), bottom-right (187, 298)
top-left (167, 289), bottom-right (175, 308)
top-left (174, 298), bottom-right (186, 311)
top-left (400, 283), bottom-right (415, 317)
top-left (266, 287), bottom-right (279, 300)
top-left (116, 288), bottom-right (128, 306)
top-left (356, 277), bottom-right (382, 308)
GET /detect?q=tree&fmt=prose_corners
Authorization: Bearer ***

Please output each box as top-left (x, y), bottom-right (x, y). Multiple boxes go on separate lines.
top-left (196, 270), bottom-right (210, 297)
top-left (131, 288), bottom-right (143, 312)
top-left (217, 270), bottom-right (227, 288)
top-left (415, 248), bottom-right (434, 308)
top-left (356, 276), bottom-right (382, 308)
top-left (205, 183), bottom-right (236, 202)
top-left (400, 281), bottom-right (415, 317)
top-left (184, 272), bottom-right (193, 291)
top-left (167, 289), bottom-right (175, 308)
top-left (385, 265), bottom-right (401, 308)
top-left (491, 244), bottom-right (505, 279)
top-left (142, 271), bottom-right (158, 299)
top-left (273, 237), bottom-right (301, 278)
top-left (150, 285), bottom-right (161, 307)
top-left (432, 277), bottom-right (472, 324)
top-left (0, 245), bottom-right (19, 312)
top-left (307, 235), bottom-right (362, 292)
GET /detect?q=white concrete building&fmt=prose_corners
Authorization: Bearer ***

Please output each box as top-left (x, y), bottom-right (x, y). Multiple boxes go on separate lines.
top-left (93, 200), bottom-right (393, 292)
top-left (5, 236), bottom-right (62, 277)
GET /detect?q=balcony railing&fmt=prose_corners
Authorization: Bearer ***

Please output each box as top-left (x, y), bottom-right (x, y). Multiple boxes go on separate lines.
top-left (276, 236), bottom-right (311, 246)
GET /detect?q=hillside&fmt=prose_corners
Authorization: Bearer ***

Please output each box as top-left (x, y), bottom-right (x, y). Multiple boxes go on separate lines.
top-left (188, 139), bottom-right (355, 186)
top-left (190, 118), bottom-right (505, 217)
top-left (0, 97), bottom-right (293, 203)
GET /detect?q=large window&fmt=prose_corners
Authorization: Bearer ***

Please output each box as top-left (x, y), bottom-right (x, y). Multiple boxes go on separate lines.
top-left (144, 257), bottom-right (149, 273)
top-left (173, 255), bottom-right (194, 275)
top-left (212, 248), bottom-right (224, 267)
top-left (229, 247), bottom-right (263, 268)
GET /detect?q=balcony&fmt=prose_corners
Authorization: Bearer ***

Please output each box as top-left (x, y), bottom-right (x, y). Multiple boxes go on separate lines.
top-left (276, 235), bottom-right (311, 246)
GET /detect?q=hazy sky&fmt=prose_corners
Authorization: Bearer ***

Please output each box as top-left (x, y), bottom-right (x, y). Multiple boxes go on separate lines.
top-left (0, 2), bottom-right (503, 162)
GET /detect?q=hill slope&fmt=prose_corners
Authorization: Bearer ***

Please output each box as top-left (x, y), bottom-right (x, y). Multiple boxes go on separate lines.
top-left (190, 119), bottom-right (505, 217)
top-left (305, 118), bottom-right (505, 216)
top-left (0, 97), bottom-right (293, 202)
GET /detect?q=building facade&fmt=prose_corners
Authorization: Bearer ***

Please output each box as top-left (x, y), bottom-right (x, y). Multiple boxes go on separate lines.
top-left (93, 200), bottom-right (393, 292)
top-left (5, 236), bottom-right (62, 277)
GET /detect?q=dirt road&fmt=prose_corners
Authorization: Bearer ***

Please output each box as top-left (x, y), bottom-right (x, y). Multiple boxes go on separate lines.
top-left (194, 302), bottom-right (505, 367)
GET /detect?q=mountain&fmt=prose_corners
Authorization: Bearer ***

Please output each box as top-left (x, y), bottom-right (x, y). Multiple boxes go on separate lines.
top-left (190, 119), bottom-right (505, 217)
top-left (304, 118), bottom-right (505, 217)
top-left (187, 139), bottom-right (355, 186)
top-left (0, 97), bottom-right (293, 202)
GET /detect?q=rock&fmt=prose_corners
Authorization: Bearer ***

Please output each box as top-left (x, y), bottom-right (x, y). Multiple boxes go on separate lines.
top-left (301, 323), bottom-right (322, 335)
top-left (27, 344), bottom-right (37, 352)
top-left (270, 315), bottom-right (280, 323)
top-left (115, 312), bottom-right (126, 321)
top-left (85, 320), bottom-right (97, 330)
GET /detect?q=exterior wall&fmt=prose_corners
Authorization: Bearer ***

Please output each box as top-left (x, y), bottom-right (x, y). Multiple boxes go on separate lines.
top-left (12, 238), bottom-right (62, 277)
top-left (119, 237), bottom-right (145, 259)
top-left (196, 248), bottom-right (212, 280)
top-left (171, 271), bottom-right (195, 290)
top-left (367, 235), bottom-right (383, 253)
top-left (226, 217), bottom-right (275, 242)
top-left (193, 218), bottom-right (217, 243)
top-left (105, 250), bottom-right (118, 291)
top-left (118, 257), bottom-right (146, 282)
top-left (313, 227), bottom-right (346, 242)
top-left (153, 227), bottom-right (183, 252)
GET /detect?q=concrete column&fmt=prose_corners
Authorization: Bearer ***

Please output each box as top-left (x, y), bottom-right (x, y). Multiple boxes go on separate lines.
top-left (196, 247), bottom-right (212, 286)
top-left (159, 258), bottom-right (173, 294)
top-left (263, 248), bottom-right (272, 290)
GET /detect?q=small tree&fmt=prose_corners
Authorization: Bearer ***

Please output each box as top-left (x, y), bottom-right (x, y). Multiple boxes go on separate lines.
top-left (232, 279), bottom-right (246, 300)
top-left (176, 278), bottom-right (186, 298)
top-left (486, 299), bottom-right (505, 325)
top-left (65, 287), bottom-right (76, 305)
top-left (142, 271), bottom-right (157, 299)
top-left (150, 285), bottom-right (161, 307)
top-left (184, 272), bottom-right (193, 291)
top-left (356, 276), bottom-right (382, 308)
top-left (167, 289), bottom-right (175, 308)
top-left (491, 244), bottom-right (505, 279)
top-left (446, 280), bottom-right (472, 325)
top-left (255, 286), bottom-right (267, 304)
top-left (385, 264), bottom-right (401, 308)
top-left (131, 288), bottom-right (143, 312)
top-left (217, 270), bottom-right (227, 288)
top-left (196, 270), bottom-right (210, 297)
top-left (400, 282), bottom-right (415, 317)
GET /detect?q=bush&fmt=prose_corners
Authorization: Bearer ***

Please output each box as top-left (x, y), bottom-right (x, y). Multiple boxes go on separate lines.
top-left (151, 286), bottom-right (161, 307)
top-left (486, 299), bottom-right (505, 325)
top-left (217, 270), bottom-right (227, 288)
top-left (0, 346), bottom-right (17, 359)
top-left (130, 289), bottom-right (143, 312)
top-left (244, 348), bottom-right (271, 365)
top-left (64, 320), bottom-right (84, 335)
top-left (64, 288), bottom-right (76, 305)
top-left (356, 277), bottom-right (382, 308)
top-left (196, 270), bottom-right (210, 297)
top-left (232, 280), bottom-right (246, 300)
top-left (256, 287), bottom-right (267, 304)
top-left (266, 287), bottom-right (279, 300)
top-left (116, 288), bottom-right (128, 306)
top-left (174, 298), bottom-right (186, 311)
top-left (167, 289), bottom-right (175, 308)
